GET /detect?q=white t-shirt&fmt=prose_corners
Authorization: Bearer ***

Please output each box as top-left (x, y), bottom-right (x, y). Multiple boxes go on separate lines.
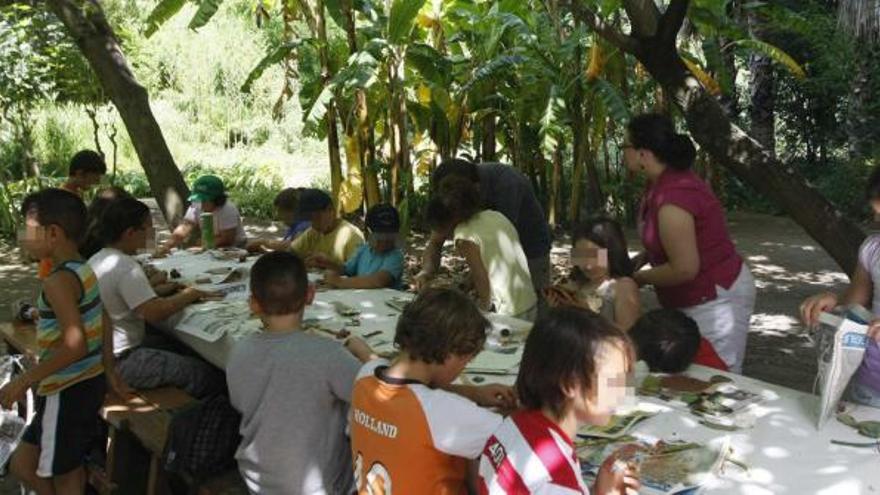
top-left (184, 201), bottom-right (247, 247)
top-left (88, 248), bottom-right (158, 354)
top-left (454, 210), bottom-right (537, 317)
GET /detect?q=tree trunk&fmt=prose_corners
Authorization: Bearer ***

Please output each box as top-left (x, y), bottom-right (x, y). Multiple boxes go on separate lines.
top-left (549, 140), bottom-right (563, 227)
top-left (316, 0), bottom-right (343, 198)
top-left (846, 43), bottom-right (880, 160)
top-left (747, 11), bottom-right (776, 157)
top-left (481, 114), bottom-right (497, 161)
top-left (47, 0), bottom-right (188, 223)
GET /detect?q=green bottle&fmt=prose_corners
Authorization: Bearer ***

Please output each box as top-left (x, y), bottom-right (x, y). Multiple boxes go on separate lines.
top-left (200, 212), bottom-right (215, 249)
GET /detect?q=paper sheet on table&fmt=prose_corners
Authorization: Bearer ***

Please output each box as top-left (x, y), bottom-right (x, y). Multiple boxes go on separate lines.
top-left (467, 346), bottom-right (523, 373)
top-left (177, 301), bottom-right (255, 342)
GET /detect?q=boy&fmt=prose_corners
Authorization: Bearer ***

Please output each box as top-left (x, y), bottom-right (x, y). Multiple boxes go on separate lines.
top-left (62, 149), bottom-right (107, 197)
top-left (629, 309), bottom-right (728, 373)
top-left (227, 251), bottom-right (375, 494)
top-left (289, 189), bottom-right (364, 269)
top-left (246, 187), bottom-right (311, 253)
top-left (350, 288), bottom-right (516, 494)
top-left (159, 175), bottom-right (247, 253)
top-left (1, 188), bottom-right (117, 494)
top-left (89, 197), bottom-right (224, 398)
top-left (324, 203), bottom-right (404, 289)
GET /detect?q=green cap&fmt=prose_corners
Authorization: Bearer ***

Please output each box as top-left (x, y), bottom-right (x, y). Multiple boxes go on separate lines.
top-left (188, 175), bottom-right (225, 202)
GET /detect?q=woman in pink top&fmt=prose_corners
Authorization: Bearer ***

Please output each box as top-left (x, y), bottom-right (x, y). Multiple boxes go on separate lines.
top-left (624, 114), bottom-right (755, 373)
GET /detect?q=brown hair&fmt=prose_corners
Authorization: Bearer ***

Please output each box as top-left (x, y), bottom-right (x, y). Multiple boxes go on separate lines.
top-left (425, 175), bottom-right (482, 231)
top-left (273, 187), bottom-right (300, 211)
top-left (250, 251), bottom-right (308, 315)
top-left (394, 287), bottom-right (489, 364)
top-left (517, 307), bottom-right (635, 418)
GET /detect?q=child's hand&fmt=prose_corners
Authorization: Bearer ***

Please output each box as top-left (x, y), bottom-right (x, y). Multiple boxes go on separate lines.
top-left (412, 271), bottom-right (433, 292)
top-left (344, 336), bottom-right (376, 363)
top-left (868, 320), bottom-right (880, 343)
top-left (246, 240), bottom-right (267, 253)
top-left (594, 445), bottom-right (641, 495)
top-left (800, 292), bottom-right (839, 327)
top-left (323, 271), bottom-right (342, 288)
top-left (472, 384), bottom-right (517, 409)
top-left (306, 254), bottom-right (331, 269)
top-left (0, 377), bottom-right (29, 410)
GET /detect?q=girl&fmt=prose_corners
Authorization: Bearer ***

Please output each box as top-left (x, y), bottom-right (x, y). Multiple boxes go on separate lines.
top-left (425, 176), bottom-right (538, 320)
top-left (801, 165), bottom-right (880, 408)
top-left (545, 218), bottom-right (641, 331)
top-left (477, 307), bottom-right (640, 494)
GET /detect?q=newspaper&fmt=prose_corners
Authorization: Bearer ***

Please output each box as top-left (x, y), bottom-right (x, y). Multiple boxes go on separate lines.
top-left (816, 306), bottom-right (871, 429)
top-left (0, 356), bottom-right (27, 466)
top-left (176, 301), bottom-right (258, 342)
top-left (577, 410), bottom-right (657, 439)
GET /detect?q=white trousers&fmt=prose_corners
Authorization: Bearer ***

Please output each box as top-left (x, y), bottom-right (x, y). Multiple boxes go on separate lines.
top-left (680, 265), bottom-right (756, 374)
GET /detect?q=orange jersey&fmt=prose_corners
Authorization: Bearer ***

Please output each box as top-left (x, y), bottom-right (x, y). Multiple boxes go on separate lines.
top-left (350, 360), bottom-right (502, 495)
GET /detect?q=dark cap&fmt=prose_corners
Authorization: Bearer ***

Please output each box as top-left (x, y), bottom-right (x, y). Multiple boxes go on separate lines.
top-left (296, 189), bottom-right (333, 215)
top-left (366, 204), bottom-right (400, 233)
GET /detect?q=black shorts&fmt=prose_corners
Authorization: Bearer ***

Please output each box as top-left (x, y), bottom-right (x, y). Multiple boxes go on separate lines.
top-left (22, 374), bottom-right (105, 477)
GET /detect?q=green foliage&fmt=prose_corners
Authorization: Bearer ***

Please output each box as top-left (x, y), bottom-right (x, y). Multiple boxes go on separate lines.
top-left (182, 162), bottom-right (282, 218)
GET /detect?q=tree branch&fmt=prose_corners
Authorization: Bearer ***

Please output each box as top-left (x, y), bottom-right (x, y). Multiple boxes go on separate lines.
top-left (623, 0), bottom-right (661, 38)
top-left (571, 1), bottom-right (639, 55)
top-left (660, 0), bottom-right (690, 45)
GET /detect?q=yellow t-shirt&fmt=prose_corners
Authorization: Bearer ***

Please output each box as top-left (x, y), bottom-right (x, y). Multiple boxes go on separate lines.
top-left (290, 219), bottom-right (365, 266)
top-left (454, 210), bottom-right (537, 317)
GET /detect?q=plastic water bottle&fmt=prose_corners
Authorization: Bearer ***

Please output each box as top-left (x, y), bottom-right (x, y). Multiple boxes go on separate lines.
top-left (200, 212), bottom-right (215, 249)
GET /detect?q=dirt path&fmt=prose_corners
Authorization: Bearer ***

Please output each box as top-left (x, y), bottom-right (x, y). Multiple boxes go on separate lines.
top-left (0, 211), bottom-right (851, 394)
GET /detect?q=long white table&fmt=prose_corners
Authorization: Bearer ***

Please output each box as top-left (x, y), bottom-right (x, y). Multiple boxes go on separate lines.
top-left (148, 251), bottom-right (880, 494)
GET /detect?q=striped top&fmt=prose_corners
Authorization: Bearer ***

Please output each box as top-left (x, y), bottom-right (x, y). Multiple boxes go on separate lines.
top-left (36, 260), bottom-right (104, 395)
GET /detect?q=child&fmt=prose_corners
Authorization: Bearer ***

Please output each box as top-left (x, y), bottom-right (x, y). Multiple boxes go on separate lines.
top-left (478, 307), bottom-right (640, 494)
top-left (81, 186), bottom-right (133, 259)
top-left (289, 188), bottom-right (364, 269)
top-left (246, 187), bottom-right (311, 253)
top-left (629, 309), bottom-right (728, 373)
top-left (1, 188), bottom-right (117, 494)
top-left (62, 149), bottom-right (107, 197)
top-left (425, 176), bottom-right (537, 320)
top-left (801, 165), bottom-right (880, 407)
top-left (545, 218), bottom-right (640, 330)
top-left (159, 175), bottom-right (247, 252)
top-left (89, 197), bottom-right (225, 398)
top-left (324, 203), bottom-right (404, 289)
top-left (227, 251), bottom-right (375, 493)
top-left (350, 287), bottom-right (516, 494)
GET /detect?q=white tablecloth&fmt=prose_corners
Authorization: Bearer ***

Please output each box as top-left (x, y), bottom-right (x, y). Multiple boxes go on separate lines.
top-left (148, 252), bottom-right (880, 494)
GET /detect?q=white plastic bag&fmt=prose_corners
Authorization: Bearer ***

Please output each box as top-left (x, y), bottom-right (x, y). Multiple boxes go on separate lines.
top-left (0, 355), bottom-right (29, 467)
top-left (815, 306), bottom-right (872, 429)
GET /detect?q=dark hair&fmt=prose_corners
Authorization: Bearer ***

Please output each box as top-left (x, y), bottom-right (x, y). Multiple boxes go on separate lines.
top-left (250, 251), bottom-right (308, 316)
top-left (98, 197), bottom-right (151, 245)
top-left (394, 287), bottom-right (489, 364)
top-left (517, 307), bottom-right (634, 418)
top-left (273, 187), bottom-right (300, 211)
top-left (210, 193), bottom-right (228, 207)
top-left (627, 114), bottom-right (696, 171)
top-left (432, 158), bottom-right (480, 190)
top-left (571, 217), bottom-right (633, 280)
top-left (629, 309), bottom-right (700, 373)
top-left (68, 149), bottom-right (107, 176)
top-left (366, 203), bottom-right (400, 233)
top-left (867, 166), bottom-right (880, 201)
top-left (424, 175), bottom-right (482, 230)
top-left (81, 187), bottom-right (134, 258)
top-left (20, 188), bottom-right (87, 243)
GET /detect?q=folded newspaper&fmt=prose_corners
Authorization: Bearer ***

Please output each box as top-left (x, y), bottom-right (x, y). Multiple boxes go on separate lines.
top-left (577, 436), bottom-right (731, 495)
top-left (577, 410), bottom-right (657, 439)
top-left (815, 305), bottom-right (872, 429)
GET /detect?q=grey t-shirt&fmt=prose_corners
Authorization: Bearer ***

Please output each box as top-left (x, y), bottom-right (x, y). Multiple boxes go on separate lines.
top-left (226, 331), bottom-right (360, 495)
top-left (477, 163), bottom-right (552, 259)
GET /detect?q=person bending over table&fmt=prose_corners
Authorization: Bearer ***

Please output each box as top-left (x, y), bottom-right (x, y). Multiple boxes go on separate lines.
top-left (158, 175), bottom-right (247, 254)
top-left (324, 203), bottom-right (405, 290)
top-left (245, 187), bottom-right (311, 253)
top-left (801, 165), bottom-right (880, 408)
top-left (625, 114), bottom-right (755, 374)
top-left (413, 159), bottom-right (552, 301)
top-left (289, 188), bottom-right (364, 270)
top-left (89, 197), bottom-right (224, 398)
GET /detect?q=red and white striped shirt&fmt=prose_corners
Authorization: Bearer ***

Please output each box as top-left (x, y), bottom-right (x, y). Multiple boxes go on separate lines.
top-left (478, 410), bottom-right (590, 495)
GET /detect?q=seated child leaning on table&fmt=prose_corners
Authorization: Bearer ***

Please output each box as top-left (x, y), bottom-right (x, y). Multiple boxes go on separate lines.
top-left (349, 287), bottom-right (516, 495)
top-left (289, 188), bottom-right (365, 270)
top-left (245, 187), bottom-right (311, 253)
top-left (88, 197), bottom-right (225, 398)
top-left (478, 307), bottom-right (640, 495)
top-left (158, 175), bottom-right (247, 254)
top-left (324, 203), bottom-right (404, 290)
top-left (226, 251), bottom-right (376, 494)
top-left (629, 309), bottom-right (728, 373)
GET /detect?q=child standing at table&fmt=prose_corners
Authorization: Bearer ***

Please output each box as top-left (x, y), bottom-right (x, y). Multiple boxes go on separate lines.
top-left (246, 187), bottom-right (311, 253)
top-left (478, 307), bottom-right (640, 495)
top-left (289, 189), bottom-right (365, 269)
top-left (1, 189), bottom-right (114, 495)
top-left (227, 251), bottom-right (375, 494)
top-left (425, 176), bottom-right (537, 320)
top-left (324, 203), bottom-right (404, 290)
top-left (159, 175), bottom-right (247, 253)
top-left (629, 309), bottom-right (728, 372)
top-left (350, 287), bottom-right (515, 494)
top-left (545, 218), bottom-right (640, 330)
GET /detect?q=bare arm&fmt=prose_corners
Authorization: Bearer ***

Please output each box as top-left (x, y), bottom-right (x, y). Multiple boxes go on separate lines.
top-left (419, 230), bottom-right (446, 277)
top-left (633, 205), bottom-right (700, 288)
top-left (801, 264), bottom-right (873, 326)
top-left (456, 240), bottom-right (492, 311)
top-left (162, 221), bottom-right (195, 251)
top-left (135, 288), bottom-right (205, 324)
top-left (214, 227), bottom-right (237, 248)
top-left (326, 271), bottom-right (393, 290)
top-left (613, 277), bottom-right (641, 331)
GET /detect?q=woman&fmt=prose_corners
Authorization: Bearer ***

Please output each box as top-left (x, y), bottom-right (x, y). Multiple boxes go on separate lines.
top-left (625, 113), bottom-right (755, 373)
